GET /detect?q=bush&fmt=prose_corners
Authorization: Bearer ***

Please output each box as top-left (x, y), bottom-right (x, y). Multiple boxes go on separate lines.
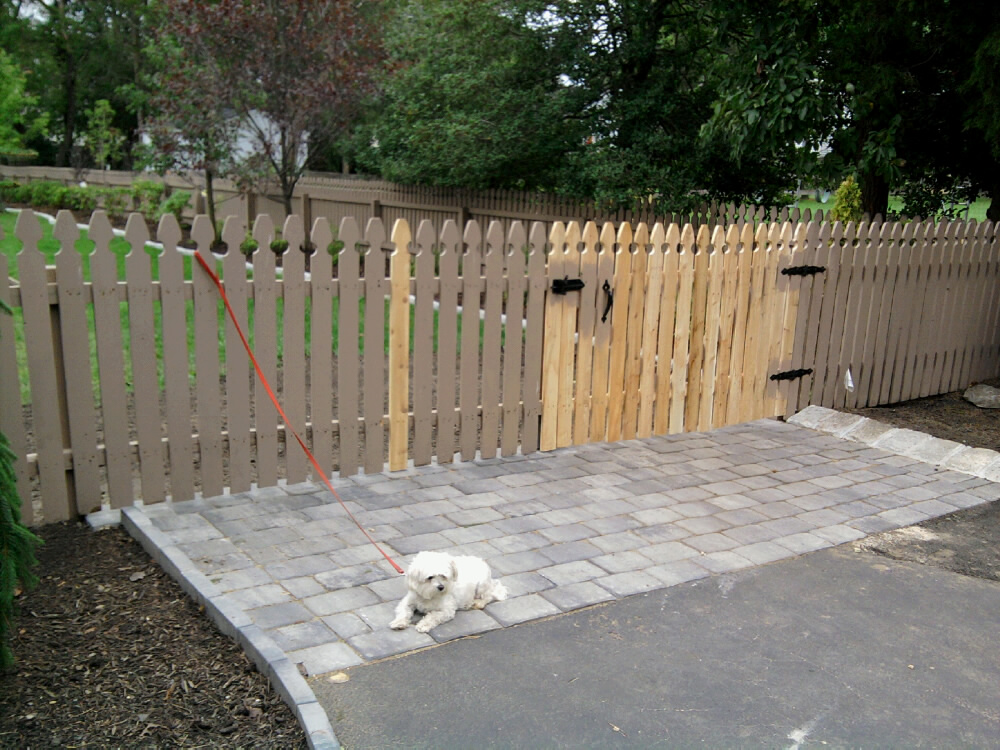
top-left (131, 180), bottom-right (165, 221)
top-left (240, 230), bottom-right (259, 256)
top-left (26, 181), bottom-right (68, 210)
top-left (0, 180), bottom-right (21, 205)
top-left (99, 187), bottom-right (130, 220)
top-left (157, 190), bottom-right (191, 223)
top-left (0, 300), bottom-right (43, 670)
top-left (831, 176), bottom-right (863, 223)
top-left (62, 185), bottom-right (98, 212)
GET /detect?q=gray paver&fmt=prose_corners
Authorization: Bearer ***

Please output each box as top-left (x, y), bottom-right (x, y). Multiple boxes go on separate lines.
top-left (287, 641), bottom-right (365, 677)
top-left (773, 532), bottom-right (832, 555)
top-left (490, 550), bottom-right (553, 575)
top-left (541, 581), bottom-right (615, 611)
top-left (302, 588), bottom-right (381, 617)
top-left (588, 530), bottom-right (646, 553)
top-left (736, 541), bottom-right (795, 565)
top-left (538, 540), bottom-right (603, 565)
top-left (348, 628), bottom-right (435, 661)
top-left (640, 540), bottom-right (699, 564)
top-left (590, 550), bottom-right (652, 573)
top-left (315, 563), bottom-right (393, 591)
top-left (538, 560), bottom-right (606, 585)
top-left (246, 602), bottom-right (314, 630)
top-left (500, 571), bottom-right (556, 597)
top-left (596, 571), bottom-right (663, 597)
top-left (647, 558), bottom-right (711, 587)
top-left (693, 550), bottom-right (755, 574)
top-left (538, 523), bottom-right (597, 543)
top-left (322, 612), bottom-right (371, 639)
top-left (428, 610), bottom-right (502, 642)
top-left (486, 594), bottom-right (561, 626)
top-left (270, 620), bottom-right (340, 652)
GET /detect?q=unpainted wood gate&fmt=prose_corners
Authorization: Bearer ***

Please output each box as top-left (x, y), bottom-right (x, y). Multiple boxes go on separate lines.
top-left (538, 220), bottom-right (805, 450)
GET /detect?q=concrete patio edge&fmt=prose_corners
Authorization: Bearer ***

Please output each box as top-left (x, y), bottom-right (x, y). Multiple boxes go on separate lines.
top-left (120, 506), bottom-right (340, 750)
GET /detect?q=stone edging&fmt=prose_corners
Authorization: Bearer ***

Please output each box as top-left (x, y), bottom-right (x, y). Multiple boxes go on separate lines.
top-left (120, 506), bottom-right (340, 750)
top-left (787, 406), bottom-right (1000, 481)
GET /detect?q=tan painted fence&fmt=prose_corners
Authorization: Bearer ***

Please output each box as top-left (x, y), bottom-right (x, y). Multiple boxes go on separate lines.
top-left (2, 209), bottom-right (998, 525)
top-left (2, 166), bottom-right (826, 243)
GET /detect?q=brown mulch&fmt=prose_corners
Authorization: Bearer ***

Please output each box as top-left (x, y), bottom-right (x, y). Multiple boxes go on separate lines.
top-left (0, 522), bottom-right (307, 750)
top-left (846, 377), bottom-right (1000, 453)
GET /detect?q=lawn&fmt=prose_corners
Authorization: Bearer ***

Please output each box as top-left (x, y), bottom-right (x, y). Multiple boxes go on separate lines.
top-left (795, 195), bottom-right (992, 222)
top-left (1, 209), bottom-right (468, 405)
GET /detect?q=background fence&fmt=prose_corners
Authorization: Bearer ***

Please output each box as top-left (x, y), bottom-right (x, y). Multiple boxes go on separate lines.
top-left (2, 166), bottom-right (829, 241)
top-left (2, 205), bottom-right (998, 526)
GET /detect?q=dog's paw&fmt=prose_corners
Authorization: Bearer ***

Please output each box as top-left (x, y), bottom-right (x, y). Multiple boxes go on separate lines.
top-left (471, 599), bottom-right (487, 610)
top-left (389, 619), bottom-right (409, 630)
top-left (415, 620), bottom-right (433, 633)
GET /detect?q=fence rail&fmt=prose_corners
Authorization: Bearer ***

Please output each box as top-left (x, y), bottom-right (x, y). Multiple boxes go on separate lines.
top-left (1, 207), bottom-right (998, 525)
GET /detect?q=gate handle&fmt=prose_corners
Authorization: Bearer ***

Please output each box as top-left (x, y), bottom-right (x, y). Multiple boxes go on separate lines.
top-left (601, 280), bottom-right (613, 322)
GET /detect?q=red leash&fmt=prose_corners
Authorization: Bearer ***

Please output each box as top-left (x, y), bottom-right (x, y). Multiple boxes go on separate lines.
top-left (193, 250), bottom-right (405, 574)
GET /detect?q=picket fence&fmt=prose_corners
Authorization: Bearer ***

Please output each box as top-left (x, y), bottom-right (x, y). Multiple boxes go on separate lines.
top-left (1, 209), bottom-right (998, 525)
top-left (3, 165), bottom-right (828, 246)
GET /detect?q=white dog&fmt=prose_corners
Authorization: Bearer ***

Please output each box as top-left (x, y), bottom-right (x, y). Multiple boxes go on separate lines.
top-left (390, 550), bottom-right (508, 633)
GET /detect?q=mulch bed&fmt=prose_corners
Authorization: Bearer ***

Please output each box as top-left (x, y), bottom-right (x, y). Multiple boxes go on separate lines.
top-left (0, 521), bottom-right (307, 750)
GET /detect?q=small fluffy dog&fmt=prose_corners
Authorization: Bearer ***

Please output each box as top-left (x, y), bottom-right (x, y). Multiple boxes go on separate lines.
top-left (390, 550), bottom-right (508, 633)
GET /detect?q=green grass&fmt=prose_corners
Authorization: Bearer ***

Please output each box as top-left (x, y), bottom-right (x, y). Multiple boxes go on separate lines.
top-left (2, 210), bottom-right (489, 405)
top-left (795, 196), bottom-right (992, 222)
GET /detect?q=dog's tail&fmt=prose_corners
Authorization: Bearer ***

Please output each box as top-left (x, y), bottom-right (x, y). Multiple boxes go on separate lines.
top-left (491, 580), bottom-right (509, 602)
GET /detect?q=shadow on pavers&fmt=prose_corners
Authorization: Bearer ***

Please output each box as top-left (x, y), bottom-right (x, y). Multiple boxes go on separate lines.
top-left (313, 546), bottom-right (1000, 749)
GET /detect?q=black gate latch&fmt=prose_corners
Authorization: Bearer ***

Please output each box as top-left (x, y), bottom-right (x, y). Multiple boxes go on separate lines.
top-left (552, 277), bottom-right (586, 294)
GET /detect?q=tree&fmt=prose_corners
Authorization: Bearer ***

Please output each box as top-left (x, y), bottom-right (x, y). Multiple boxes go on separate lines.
top-left (83, 99), bottom-right (124, 169)
top-left (703, 0), bottom-right (1000, 219)
top-left (549, 0), bottom-right (794, 209)
top-left (352, 0), bottom-right (794, 211)
top-left (142, 21), bottom-right (242, 243)
top-left (1, 1), bottom-right (153, 168)
top-left (351, 0), bottom-right (585, 191)
top-left (157, 0), bottom-right (383, 216)
top-left (0, 49), bottom-right (47, 159)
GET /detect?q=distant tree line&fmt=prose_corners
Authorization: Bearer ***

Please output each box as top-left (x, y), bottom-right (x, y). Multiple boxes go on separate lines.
top-left (1, 0), bottom-right (998, 220)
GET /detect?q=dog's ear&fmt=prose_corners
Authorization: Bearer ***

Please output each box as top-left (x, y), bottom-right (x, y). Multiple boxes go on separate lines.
top-left (406, 560), bottom-right (421, 587)
top-left (449, 558), bottom-right (458, 581)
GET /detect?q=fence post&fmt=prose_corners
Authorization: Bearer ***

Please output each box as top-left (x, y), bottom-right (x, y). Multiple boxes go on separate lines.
top-left (300, 192), bottom-right (312, 233)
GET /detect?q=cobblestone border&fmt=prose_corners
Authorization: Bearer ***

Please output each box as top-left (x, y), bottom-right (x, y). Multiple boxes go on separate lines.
top-left (788, 406), bottom-right (1000, 481)
top-left (120, 506), bottom-right (341, 750)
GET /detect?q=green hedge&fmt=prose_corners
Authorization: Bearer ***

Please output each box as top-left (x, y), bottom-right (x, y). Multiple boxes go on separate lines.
top-left (0, 179), bottom-right (189, 223)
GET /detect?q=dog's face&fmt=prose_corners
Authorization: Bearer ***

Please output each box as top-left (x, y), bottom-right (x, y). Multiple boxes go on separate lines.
top-left (406, 551), bottom-right (458, 601)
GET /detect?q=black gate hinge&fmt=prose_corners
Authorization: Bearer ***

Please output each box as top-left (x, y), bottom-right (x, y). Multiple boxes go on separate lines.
top-left (770, 368), bottom-right (813, 382)
top-left (552, 277), bottom-right (586, 294)
top-left (781, 265), bottom-right (826, 277)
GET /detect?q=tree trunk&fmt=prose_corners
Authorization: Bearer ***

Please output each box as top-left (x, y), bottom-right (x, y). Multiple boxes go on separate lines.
top-left (987, 179), bottom-right (1000, 223)
top-left (860, 170), bottom-right (890, 220)
top-left (205, 167), bottom-right (220, 247)
top-left (56, 57), bottom-right (77, 168)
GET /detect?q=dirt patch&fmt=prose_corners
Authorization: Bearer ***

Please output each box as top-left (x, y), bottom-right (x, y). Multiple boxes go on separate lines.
top-left (0, 521), bottom-right (307, 749)
top-left (847, 377), bottom-right (1000, 581)
top-left (846, 378), bottom-right (1000, 453)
